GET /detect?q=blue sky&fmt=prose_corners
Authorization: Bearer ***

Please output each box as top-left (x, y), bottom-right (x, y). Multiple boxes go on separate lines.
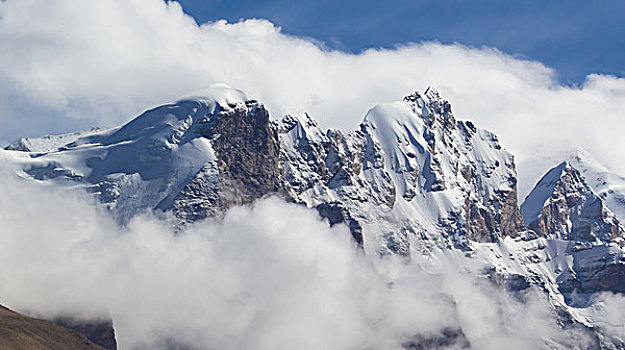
top-left (177, 0), bottom-right (625, 84)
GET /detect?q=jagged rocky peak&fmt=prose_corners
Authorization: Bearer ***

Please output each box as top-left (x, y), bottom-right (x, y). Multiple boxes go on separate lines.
top-left (275, 113), bottom-right (369, 201)
top-left (274, 87), bottom-right (526, 251)
top-left (521, 161), bottom-right (624, 243)
top-left (275, 113), bottom-right (372, 246)
top-left (359, 88), bottom-right (524, 245)
top-left (402, 87), bottom-right (456, 131)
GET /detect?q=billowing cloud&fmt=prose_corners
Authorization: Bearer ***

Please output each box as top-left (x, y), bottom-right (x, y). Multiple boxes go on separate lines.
top-left (0, 167), bottom-right (596, 349)
top-left (1, 0), bottom-right (625, 195)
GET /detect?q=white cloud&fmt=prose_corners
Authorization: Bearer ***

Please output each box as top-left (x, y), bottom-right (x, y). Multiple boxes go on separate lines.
top-left (0, 168), bottom-right (593, 349)
top-left (1, 0), bottom-right (625, 194)
top-left (577, 292), bottom-right (625, 345)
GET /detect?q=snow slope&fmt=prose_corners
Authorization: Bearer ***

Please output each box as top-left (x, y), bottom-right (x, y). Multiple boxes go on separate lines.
top-left (569, 149), bottom-right (625, 224)
top-left (3, 84), bottom-right (251, 223)
top-left (4, 128), bottom-right (108, 153)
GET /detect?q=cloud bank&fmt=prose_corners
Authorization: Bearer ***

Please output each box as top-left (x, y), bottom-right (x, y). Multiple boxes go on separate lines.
top-left (0, 167), bottom-right (601, 350)
top-left (1, 0), bottom-right (625, 194)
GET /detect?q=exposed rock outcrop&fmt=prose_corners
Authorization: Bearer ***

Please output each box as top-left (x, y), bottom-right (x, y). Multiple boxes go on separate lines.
top-left (170, 101), bottom-right (284, 222)
top-left (315, 201), bottom-right (364, 246)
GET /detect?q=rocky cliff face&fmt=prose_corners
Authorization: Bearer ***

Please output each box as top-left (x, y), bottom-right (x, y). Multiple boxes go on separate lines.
top-left (170, 100), bottom-right (284, 222)
top-left (52, 317), bottom-right (117, 350)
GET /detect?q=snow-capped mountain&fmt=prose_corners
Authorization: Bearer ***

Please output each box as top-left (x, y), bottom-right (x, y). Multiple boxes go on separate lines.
top-left (3, 85), bottom-right (625, 348)
top-left (521, 161), bottom-right (624, 243)
top-left (276, 88), bottom-right (524, 254)
top-left (519, 148), bottom-right (625, 224)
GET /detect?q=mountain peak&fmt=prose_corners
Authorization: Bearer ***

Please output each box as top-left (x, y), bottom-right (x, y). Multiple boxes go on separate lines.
top-left (359, 88), bottom-right (523, 245)
top-left (521, 161), bottom-right (624, 243)
top-left (5, 86), bottom-right (625, 348)
top-left (399, 87), bottom-right (456, 131)
top-left (402, 86), bottom-right (443, 104)
top-left (520, 160), bottom-right (572, 224)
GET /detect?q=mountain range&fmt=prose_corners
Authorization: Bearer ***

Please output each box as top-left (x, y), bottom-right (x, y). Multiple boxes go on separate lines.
top-left (2, 84), bottom-right (625, 349)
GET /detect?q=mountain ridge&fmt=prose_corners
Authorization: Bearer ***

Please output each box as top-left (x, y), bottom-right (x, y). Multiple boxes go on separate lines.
top-left (3, 84), bottom-right (625, 349)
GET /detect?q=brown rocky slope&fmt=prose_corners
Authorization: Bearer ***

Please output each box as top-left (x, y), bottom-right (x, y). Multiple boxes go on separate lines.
top-left (0, 304), bottom-right (104, 350)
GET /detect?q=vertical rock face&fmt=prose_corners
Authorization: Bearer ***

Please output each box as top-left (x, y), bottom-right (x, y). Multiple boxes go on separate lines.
top-left (521, 161), bottom-right (624, 243)
top-left (171, 101), bottom-right (284, 221)
top-left (207, 101), bottom-right (283, 204)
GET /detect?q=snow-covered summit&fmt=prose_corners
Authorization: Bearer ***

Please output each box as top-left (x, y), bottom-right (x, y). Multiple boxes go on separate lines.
top-left (3, 84), bottom-right (250, 154)
top-left (519, 148), bottom-right (625, 220)
top-left (178, 83), bottom-right (251, 110)
top-left (365, 89), bottom-right (523, 242)
top-left (5, 84), bottom-right (265, 223)
top-left (275, 88), bottom-right (524, 253)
